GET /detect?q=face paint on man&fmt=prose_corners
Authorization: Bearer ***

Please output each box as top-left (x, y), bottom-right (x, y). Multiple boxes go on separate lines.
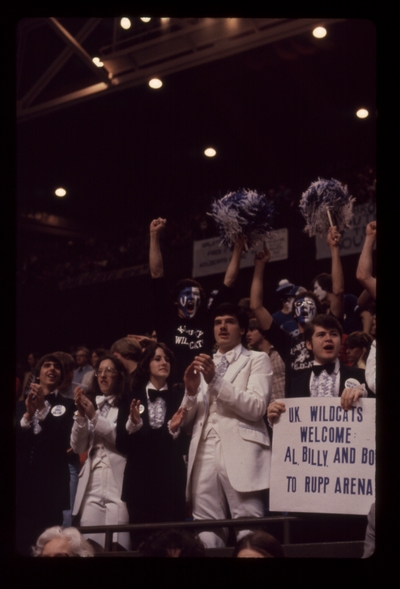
top-left (294, 297), bottom-right (317, 324)
top-left (178, 287), bottom-right (201, 319)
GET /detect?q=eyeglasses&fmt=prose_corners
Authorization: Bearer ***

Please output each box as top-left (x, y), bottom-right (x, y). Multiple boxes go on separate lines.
top-left (95, 368), bottom-right (117, 377)
top-left (294, 298), bottom-right (315, 307)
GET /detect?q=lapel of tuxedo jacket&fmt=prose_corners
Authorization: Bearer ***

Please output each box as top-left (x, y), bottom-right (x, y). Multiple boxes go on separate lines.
top-left (338, 363), bottom-right (365, 396)
top-left (288, 368), bottom-right (312, 398)
top-left (137, 387), bottom-right (150, 429)
top-left (224, 347), bottom-right (251, 383)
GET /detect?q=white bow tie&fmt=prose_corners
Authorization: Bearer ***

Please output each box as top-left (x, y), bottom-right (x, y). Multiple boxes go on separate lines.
top-left (96, 395), bottom-right (115, 409)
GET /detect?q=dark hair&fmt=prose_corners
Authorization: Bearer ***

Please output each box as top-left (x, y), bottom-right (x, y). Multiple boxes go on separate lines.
top-left (138, 529), bottom-right (205, 557)
top-left (232, 531), bottom-right (285, 558)
top-left (345, 331), bottom-right (373, 351)
top-left (53, 351), bottom-right (76, 373)
top-left (87, 355), bottom-right (127, 406)
top-left (91, 348), bottom-right (107, 359)
top-left (212, 302), bottom-right (249, 346)
top-left (248, 317), bottom-right (261, 331)
top-left (212, 302), bottom-right (249, 330)
top-left (75, 347), bottom-right (90, 358)
top-left (171, 279), bottom-right (206, 311)
top-left (110, 338), bottom-right (142, 362)
top-left (132, 342), bottom-right (176, 390)
top-left (34, 354), bottom-right (65, 385)
top-left (292, 291), bottom-right (323, 319)
top-left (311, 272), bottom-right (332, 294)
top-left (303, 314), bottom-right (343, 344)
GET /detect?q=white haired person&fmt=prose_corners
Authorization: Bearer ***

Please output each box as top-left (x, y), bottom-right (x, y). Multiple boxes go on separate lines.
top-left (32, 526), bottom-right (94, 557)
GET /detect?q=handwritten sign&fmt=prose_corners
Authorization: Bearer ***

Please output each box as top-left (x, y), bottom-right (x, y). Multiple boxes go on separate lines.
top-left (192, 229), bottom-right (288, 278)
top-left (316, 202), bottom-right (376, 260)
top-left (269, 397), bottom-right (375, 515)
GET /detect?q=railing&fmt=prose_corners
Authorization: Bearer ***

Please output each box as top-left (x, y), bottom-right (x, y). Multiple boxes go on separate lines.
top-left (78, 515), bottom-right (299, 552)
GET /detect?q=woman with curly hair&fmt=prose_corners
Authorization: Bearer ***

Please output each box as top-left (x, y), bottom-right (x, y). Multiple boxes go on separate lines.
top-left (116, 342), bottom-right (188, 549)
top-left (71, 355), bottom-right (130, 550)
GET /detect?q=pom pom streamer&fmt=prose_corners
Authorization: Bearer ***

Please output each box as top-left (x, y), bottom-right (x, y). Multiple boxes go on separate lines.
top-left (209, 189), bottom-right (275, 250)
top-left (299, 178), bottom-right (355, 238)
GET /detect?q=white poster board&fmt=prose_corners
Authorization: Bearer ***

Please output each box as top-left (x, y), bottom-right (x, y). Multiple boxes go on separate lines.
top-left (315, 202), bottom-right (376, 260)
top-left (192, 229), bottom-right (288, 278)
top-left (269, 397), bottom-right (375, 515)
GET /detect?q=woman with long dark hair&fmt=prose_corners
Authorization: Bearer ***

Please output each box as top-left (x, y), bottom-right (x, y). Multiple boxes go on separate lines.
top-left (116, 342), bottom-right (188, 548)
top-left (71, 355), bottom-right (130, 550)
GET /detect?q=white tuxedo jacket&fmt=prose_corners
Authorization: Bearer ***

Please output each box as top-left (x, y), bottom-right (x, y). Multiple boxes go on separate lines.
top-left (183, 346), bottom-right (272, 498)
top-left (70, 405), bottom-right (127, 516)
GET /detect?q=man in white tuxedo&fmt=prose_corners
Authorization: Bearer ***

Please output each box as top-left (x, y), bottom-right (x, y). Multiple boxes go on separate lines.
top-left (183, 303), bottom-right (272, 548)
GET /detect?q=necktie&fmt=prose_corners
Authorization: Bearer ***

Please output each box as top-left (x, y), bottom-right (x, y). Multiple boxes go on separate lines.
top-left (100, 401), bottom-right (111, 417)
top-left (215, 355), bottom-right (229, 377)
top-left (148, 388), bottom-right (168, 403)
top-left (312, 363), bottom-right (336, 376)
top-left (96, 395), bottom-right (113, 417)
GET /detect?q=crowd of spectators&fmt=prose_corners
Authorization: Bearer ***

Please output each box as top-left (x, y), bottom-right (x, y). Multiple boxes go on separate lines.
top-left (16, 165), bottom-right (376, 558)
top-left (17, 165), bottom-right (376, 287)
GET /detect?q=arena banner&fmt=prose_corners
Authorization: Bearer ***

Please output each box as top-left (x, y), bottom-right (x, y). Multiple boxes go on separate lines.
top-left (192, 228), bottom-right (288, 278)
top-left (269, 397), bottom-right (375, 515)
top-left (315, 202), bottom-right (376, 260)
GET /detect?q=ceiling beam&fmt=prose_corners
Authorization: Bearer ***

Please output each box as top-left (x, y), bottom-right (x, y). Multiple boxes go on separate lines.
top-left (18, 18), bottom-right (103, 108)
top-left (47, 17), bottom-right (111, 84)
top-left (17, 18), bottom-right (346, 123)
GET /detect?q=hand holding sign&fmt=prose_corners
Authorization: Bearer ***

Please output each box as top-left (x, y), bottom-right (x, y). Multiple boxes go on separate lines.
top-left (267, 401), bottom-right (286, 424)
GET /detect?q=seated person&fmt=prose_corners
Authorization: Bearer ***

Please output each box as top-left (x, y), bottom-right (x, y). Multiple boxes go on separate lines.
top-left (32, 526), bottom-right (94, 557)
top-left (232, 531), bottom-right (285, 558)
top-left (138, 529), bottom-right (205, 557)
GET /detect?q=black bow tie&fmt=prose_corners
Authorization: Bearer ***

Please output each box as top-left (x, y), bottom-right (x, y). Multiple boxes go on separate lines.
top-left (312, 363), bottom-right (336, 376)
top-left (148, 388), bottom-right (168, 403)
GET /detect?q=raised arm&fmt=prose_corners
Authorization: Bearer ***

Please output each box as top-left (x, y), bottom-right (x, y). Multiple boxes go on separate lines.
top-left (149, 218), bottom-right (166, 278)
top-left (327, 225), bottom-right (344, 320)
top-left (223, 235), bottom-right (246, 288)
top-left (250, 246), bottom-right (274, 331)
top-left (356, 221), bottom-right (376, 300)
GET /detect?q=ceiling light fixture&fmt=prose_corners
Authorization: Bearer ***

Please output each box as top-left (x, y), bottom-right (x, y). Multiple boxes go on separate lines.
top-left (55, 188), bottom-right (67, 197)
top-left (356, 108), bottom-right (369, 119)
top-left (149, 78), bottom-right (163, 89)
top-left (120, 17), bottom-right (131, 30)
top-left (313, 26), bottom-right (327, 39)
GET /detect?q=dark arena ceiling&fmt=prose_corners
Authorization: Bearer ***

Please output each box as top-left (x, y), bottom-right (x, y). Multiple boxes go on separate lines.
top-left (17, 17), bottom-right (376, 236)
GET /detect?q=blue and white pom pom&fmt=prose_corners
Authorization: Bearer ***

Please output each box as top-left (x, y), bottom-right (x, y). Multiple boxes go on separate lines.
top-left (209, 189), bottom-right (275, 250)
top-left (299, 178), bottom-right (355, 238)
